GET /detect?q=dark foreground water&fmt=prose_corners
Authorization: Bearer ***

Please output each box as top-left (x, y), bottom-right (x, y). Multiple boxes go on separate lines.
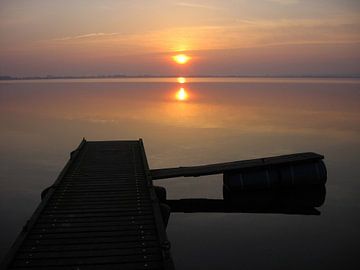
top-left (0, 78), bottom-right (359, 269)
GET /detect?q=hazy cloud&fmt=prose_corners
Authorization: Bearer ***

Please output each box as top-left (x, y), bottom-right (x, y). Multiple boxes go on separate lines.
top-left (53, 32), bottom-right (119, 41)
top-left (46, 16), bottom-right (360, 52)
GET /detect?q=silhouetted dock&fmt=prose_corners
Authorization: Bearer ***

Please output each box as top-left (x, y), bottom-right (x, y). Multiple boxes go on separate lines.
top-left (2, 139), bottom-right (327, 269)
top-left (2, 139), bottom-right (173, 270)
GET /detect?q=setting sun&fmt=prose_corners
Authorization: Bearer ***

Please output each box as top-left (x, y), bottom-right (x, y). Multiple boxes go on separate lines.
top-left (176, 88), bottom-right (188, 101)
top-left (173, 54), bottom-right (190, 64)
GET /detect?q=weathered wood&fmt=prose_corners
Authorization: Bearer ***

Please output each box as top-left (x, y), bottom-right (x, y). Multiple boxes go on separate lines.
top-left (1, 140), bottom-right (174, 270)
top-left (150, 152), bottom-right (324, 179)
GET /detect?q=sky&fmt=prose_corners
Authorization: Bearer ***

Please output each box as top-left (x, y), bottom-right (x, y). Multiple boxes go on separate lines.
top-left (0, 0), bottom-right (359, 76)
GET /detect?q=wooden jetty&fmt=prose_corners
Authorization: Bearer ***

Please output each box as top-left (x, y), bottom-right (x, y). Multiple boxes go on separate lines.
top-left (2, 139), bottom-right (174, 270)
top-left (2, 138), bottom-right (326, 269)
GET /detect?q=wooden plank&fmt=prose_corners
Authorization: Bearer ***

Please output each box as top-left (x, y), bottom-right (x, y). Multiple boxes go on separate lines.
top-left (11, 261), bottom-right (163, 270)
top-left (37, 215), bottom-right (156, 223)
top-left (49, 194), bottom-right (148, 200)
top-left (20, 241), bottom-right (160, 253)
top-left (27, 230), bottom-right (157, 240)
top-left (52, 188), bottom-right (149, 194)
top-left (45, 203), bottom-right (151, 209)
top-left (34, 220), bottom-right (155, 229)
top-left (150, 152), bottom-right (324, 179)
top-left (22, 235), bottom-right (158, 246)
top-left (45, 201), bottom-right (151, 207)
top-left (31, 224), bottom-right (155, 234)
top-left (12, 254), bottom-right (162, 267)
top-left (50, 194), bottom-right (150, 200)
top-left (43, 208), bottom-right (153, 215)
top-left (16, 247), bottom-right (161, 259)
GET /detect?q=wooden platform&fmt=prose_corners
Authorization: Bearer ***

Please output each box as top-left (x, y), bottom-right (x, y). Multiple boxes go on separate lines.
top-left (150, 152), bottom-right (324, 180)
top-left (2, 139), bottom-right (173, 270)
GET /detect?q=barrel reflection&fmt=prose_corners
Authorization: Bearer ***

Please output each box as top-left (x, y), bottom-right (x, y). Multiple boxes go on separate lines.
top-left (165, 184), bottom-right (326, 216)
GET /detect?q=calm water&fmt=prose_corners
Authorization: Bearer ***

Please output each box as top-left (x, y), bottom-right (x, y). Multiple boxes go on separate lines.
top-left (0, 78), bottom-right (359, 269)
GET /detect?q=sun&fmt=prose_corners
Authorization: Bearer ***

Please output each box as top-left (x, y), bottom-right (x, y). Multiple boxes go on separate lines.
top-left (176, 88), bottom-right (188, 101)
top-left (173, 54), bottom-right (190, 64)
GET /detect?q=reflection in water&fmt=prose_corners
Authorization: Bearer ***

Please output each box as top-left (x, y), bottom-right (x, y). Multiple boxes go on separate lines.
top-left (0, 78), bottom-right (360, 269)
top-left (177, 77), bottom-right (186, 84)
top-left (175, 76), bottom-right (189, 101)
top-left (175, 87), bottom-right (189, 101)
top-left (166, 184), bottom-right (326, 216)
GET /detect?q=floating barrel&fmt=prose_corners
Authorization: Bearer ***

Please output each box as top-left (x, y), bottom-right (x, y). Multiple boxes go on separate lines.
top-left (223, 158), bottom-right (327, 191)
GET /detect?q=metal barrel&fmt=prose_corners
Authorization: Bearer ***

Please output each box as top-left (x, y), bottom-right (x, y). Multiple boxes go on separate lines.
top-left (223, 159), bottom-right (327, 191)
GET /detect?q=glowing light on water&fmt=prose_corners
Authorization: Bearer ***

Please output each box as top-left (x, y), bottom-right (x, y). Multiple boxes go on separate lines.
top-left (176, 88), bottom-right (188, 101)
top-left (177, 77), bottom-right (186, 83)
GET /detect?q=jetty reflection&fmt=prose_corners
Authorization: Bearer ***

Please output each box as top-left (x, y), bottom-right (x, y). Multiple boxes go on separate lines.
top-left (166, 185), bottom-right (326, 216)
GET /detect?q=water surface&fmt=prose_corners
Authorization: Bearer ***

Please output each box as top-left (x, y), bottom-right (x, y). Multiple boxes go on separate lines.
top-left (1, 78), bottom-right (359, 269)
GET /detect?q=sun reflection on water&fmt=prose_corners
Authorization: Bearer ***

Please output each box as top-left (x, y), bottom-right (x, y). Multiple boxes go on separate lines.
top-left (175, 87), bottom-right (189, 101)
top-left (177, 77), bottom-right (186, 84)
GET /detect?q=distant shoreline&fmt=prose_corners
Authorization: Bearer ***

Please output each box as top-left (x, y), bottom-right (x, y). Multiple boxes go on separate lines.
top-left (1, 74), bottom-right (360, 80)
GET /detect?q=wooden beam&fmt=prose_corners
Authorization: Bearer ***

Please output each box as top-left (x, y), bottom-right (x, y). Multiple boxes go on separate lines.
top-left (150, 152), bottom-right (324, 180)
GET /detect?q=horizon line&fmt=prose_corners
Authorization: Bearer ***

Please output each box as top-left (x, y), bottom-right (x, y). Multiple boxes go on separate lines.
top-left (1, 74), bottom-right (360, 80)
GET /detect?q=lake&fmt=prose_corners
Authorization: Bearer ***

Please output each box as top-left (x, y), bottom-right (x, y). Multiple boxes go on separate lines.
top-left (0, 77), bottom-right (359, 269)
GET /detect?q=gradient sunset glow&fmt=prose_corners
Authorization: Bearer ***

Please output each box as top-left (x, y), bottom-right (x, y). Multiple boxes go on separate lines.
top-left (0, 0), bottom-right (359, 77)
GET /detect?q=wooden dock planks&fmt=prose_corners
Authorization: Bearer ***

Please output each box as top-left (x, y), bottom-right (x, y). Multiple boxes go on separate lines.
top-left (2, 139), bottom-right (173, 270)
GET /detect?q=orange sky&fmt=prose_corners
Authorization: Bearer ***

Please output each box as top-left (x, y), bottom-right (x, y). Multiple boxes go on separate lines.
top-left (0, 0), bottom-right (359, 76)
